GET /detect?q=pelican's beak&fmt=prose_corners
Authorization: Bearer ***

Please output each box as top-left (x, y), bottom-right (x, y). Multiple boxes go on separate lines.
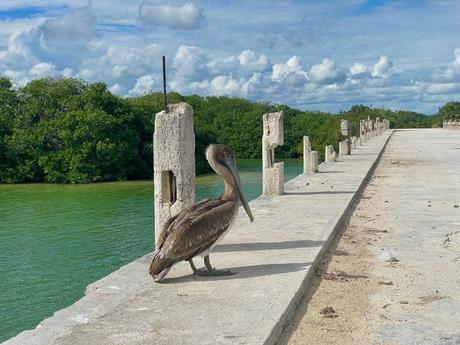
top-left (223, 157), bottom-right (254, 222)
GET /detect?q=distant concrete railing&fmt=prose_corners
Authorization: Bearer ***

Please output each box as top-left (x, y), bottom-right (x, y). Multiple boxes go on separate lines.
top-left (443, 120), bottom-right (460, 129)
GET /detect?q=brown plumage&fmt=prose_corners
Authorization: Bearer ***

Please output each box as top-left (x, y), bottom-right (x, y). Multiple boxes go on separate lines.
top-left (149, 144), bottom-right (254, 282)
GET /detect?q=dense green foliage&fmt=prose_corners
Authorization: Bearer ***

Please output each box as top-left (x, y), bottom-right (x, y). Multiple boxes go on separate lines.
top-left (0, 77), bottom-right (442, 183)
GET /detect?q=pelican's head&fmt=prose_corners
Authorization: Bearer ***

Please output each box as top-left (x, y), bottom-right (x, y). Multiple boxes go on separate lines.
top-left (206, 144), bottom-right (254, 222)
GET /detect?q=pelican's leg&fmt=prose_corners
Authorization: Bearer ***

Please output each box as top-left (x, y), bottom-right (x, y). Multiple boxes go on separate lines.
top-left (189, 259), bottom-right (208, 276)
top-left (202, 255), bottom-right (235, 276)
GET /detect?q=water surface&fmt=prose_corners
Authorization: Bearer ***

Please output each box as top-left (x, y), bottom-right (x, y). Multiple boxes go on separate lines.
top-left (0, 159), bottom-right (301, 341)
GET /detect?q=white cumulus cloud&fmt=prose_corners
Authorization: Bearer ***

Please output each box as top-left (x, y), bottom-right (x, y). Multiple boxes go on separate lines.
top-left (372, 56), bottom-right (394, 77)
top-left (139, 2), bottom-right (203, 30)
top-left (238, 50), bottom-right (269, 72)
top-left (129, 74), bottom-right (157, 96)
top-left (308, 58), bottom-right (345, 85)
top-left (271, 56), bottom-right (307, 84)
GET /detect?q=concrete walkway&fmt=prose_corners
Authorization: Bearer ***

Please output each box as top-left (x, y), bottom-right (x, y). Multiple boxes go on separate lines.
top-left (371, 129), bottom-right (460, 344)
top-left (3, 131), bottom-right (392, 345)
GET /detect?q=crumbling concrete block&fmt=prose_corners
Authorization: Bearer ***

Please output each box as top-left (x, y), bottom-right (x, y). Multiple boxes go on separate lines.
top-left (360, 120), bottom-right (367, 142)
top-left (383, 119), bottom-right (390, 131)
top-left (303, 136), bottom-right (311, 173)
top-left (375, 117), bottom-right (381, 135)
top-left (325, 145), bottom-right (336, 162)
top-left (340, 119), bottom-right (349, 137)
top-left (339, 140), bottom-right (350, 156)
top-left (153, 103), bottom-right (195, 246)
top-left (263, 111), bottom-right (284, 195)
top-left (310, 151), bottom-right (318, 173)
top-left (351, 136), bottom-right (357, 149)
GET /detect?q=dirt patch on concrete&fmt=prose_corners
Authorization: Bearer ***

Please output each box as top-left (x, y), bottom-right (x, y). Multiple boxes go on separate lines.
top-left (278, 171), bottom-right (391, 344)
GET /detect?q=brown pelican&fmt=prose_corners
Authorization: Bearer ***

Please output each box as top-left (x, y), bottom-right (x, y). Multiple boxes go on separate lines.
top-left (149, 144), bottom-right (254, 282)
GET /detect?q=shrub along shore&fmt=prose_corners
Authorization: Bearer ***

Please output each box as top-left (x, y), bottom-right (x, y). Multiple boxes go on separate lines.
top-left (0, 77), bottom-right (447, 183)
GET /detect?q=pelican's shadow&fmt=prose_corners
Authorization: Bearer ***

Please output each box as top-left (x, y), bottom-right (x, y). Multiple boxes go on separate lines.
top-left (161, 262), bottom-right (312, 284)
top-left (214, 240), bottom-right (324, 252)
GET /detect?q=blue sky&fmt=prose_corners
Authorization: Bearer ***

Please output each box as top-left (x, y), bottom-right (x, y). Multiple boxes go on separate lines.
top-left (1, 0), bottom-right (460, 114)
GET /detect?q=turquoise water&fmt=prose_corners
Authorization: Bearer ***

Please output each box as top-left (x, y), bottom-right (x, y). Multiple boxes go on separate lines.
top-left (0, 159), bottom-right (302, 342)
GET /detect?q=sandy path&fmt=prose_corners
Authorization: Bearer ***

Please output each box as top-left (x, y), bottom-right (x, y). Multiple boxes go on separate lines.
top-left (279, 129), bottom-right (460, 345)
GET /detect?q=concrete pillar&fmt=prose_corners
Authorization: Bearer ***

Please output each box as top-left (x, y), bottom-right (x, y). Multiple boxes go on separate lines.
top-left (383, 119), bottom-right (390, 131)
top-left (310, 151), bottom-right (318, 173)
top-left (263, 111), bottom-right (284, 195)
top-left (325, 145), bottom-right (336, 162)
top-left (303, 136), bottom-right (311, 174)
top-left (351, 136), bottom-right (357, 149)
top-left (340, 119), bottom-right (349, 137)
top-left (375, 117), bottom-right (381, 135)
top-left (339, 140), bottom-right (350, 156)
top-left (359, 120), bottom-right (365, 141)
top-left (153, 103), bottom-right (195, 247)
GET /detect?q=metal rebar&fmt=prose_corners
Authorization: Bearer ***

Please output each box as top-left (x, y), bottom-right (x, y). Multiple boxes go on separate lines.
top-left (162, 56), bottom-right (168, 113)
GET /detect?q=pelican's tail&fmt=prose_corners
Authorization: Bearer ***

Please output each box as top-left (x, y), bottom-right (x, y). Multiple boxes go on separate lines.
top-left (149, 250), bottom-right (174, 282)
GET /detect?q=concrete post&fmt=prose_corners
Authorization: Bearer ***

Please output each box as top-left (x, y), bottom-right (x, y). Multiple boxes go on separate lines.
top-left (375, 117), bottom-right (381, 135)
top-left (325, 145), bottom-right (336, 162)
top-left (303, 136), bottom-right (311, 174)
top-left (263, 111), bottom-right (284, 195)
top-left (358, 136), bottom-right (362, 145)
top-left (153, 103), bottom-right (195, 247)
top-left (340, 141), bottom-right (345, 156)
top-left (339, 140), bottom-right (348, 156)
top-left (359, 120), bottom-right (365, 141)
top-left (383, 119), bottom-right (390, 131)
top-left (340, 119), bottom-right (349, 137)
top-left (351, 136), bottom-right (357, 149)
top-left (310, 151), bottom-right (318, 173)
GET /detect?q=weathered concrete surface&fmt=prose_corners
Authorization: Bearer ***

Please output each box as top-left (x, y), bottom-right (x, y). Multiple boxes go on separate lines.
top-left (263, 111), bottom-right (284, 195)
top-left (303, 136), bottom-right (311, 174)
top-left (280, 128), bottom-right (459, 345)
top-left (3, 131), bottom-right (393, 345)
top-left (370, 129), bottom-right (460, 344)
top-left (153, 103), bottom-right (195, 245)
top-left (325, 145), bottom-right (336, 162)
top-left (309, 151), bottom-right (318, 173)
top-left (339, 140), bottom-right (349, 156)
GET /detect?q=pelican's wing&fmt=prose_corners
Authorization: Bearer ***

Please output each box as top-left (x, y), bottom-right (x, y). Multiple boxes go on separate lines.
top-left (155, 198), bottom-right (211, 249)
top-left (149, 199), bottom-right (235, 276)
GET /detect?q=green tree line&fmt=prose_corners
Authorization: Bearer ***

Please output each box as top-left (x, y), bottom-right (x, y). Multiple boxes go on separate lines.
top-left (0, 77), bottom-right (444, 183)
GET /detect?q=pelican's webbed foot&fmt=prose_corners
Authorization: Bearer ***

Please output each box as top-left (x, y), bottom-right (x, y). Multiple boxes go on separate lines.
top-left (188, 257), bottom-right (235, 276)
top-left (203, 255), bottom-right (236, 276)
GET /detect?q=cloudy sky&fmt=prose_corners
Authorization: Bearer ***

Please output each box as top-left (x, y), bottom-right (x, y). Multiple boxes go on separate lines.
top-left (1, 0), bottom-right (460, 114)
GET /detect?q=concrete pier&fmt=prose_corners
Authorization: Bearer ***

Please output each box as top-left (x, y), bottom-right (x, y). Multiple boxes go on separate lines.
top-left (2, 131), bottom-right (393, 345)
top-left (153, 103), bottom-right (195, 245)
top-left (262, 111), bottom-right (284, 196)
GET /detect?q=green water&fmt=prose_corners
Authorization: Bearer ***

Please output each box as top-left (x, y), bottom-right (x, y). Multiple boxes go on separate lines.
top-left (0, 159), bottom-right (302, 342)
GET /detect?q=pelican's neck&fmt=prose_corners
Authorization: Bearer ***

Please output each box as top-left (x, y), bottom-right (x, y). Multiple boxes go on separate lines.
top-left (220, 177), bottom-right (238, 202)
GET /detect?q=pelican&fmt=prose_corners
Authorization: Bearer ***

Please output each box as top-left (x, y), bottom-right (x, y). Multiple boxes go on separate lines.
top-left (149, 144), bottom-right (254, 282)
